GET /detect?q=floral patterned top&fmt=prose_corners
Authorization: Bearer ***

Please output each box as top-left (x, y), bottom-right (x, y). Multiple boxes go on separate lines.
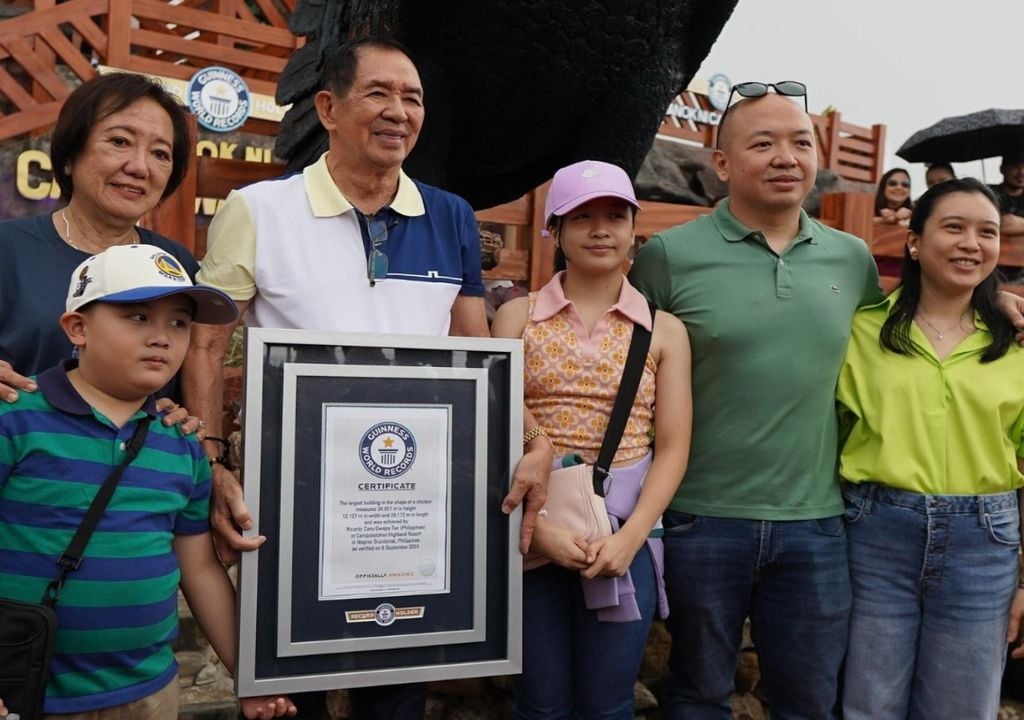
top-left (523, 272), bottom-right (657, 464)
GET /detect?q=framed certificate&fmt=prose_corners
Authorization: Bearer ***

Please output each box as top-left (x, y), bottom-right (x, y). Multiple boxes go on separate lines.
top-left (235, 329), bottom-right (523, 696)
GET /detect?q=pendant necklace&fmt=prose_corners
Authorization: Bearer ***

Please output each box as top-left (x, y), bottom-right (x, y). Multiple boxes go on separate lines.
top-left (916, 310), bottom-right (970, 341)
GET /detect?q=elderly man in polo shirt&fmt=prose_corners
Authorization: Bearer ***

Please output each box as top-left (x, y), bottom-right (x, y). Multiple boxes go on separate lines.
top-left (629, 87), bottom-right (881, 719)
top-left (182, 35), bottom-right (551, 720)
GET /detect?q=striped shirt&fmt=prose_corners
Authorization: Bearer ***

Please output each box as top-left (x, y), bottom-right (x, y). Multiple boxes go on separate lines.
top-left (0, 361), bottom-right (210, 713)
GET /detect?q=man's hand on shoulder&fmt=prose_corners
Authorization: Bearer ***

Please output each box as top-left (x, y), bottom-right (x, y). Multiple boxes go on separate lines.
top-left (995, 290), bottom-right (1024, 343)
top-left (0, 359), bottom-right (36, 402)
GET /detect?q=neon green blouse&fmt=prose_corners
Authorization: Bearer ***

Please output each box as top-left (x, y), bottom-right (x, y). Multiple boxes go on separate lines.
top-left (837, 291), bottom-right (1024, 495)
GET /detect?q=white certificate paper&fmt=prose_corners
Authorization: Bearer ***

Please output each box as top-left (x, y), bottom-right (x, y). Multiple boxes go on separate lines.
top-left (319, 404), bottom-right (451, 600)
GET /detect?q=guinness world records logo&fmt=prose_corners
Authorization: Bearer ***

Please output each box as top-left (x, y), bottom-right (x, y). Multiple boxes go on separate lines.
top-left (187, 66), bottom-right (251, 132)
top-left (359, 422), bottom-right (417, 478)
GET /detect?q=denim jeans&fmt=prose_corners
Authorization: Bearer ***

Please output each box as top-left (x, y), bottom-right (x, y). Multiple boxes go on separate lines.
top-left (513, 544), bottom-right (657, 719)
top-left (842, 483), bottom-right (1019, 720)
top-left (660, 511), bottom-right (851, 720)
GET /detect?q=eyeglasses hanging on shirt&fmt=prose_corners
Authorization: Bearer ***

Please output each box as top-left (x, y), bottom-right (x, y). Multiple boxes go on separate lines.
top-left (354, 210), bottom-right (399, 287)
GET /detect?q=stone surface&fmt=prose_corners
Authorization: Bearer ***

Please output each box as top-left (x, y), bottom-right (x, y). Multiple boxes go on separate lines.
top-left (636, 138), bottom-right (876, 218)
top-left (634, 680), bottom-right (659, 711)
top-left (730, 692), bottom-right (768, 720)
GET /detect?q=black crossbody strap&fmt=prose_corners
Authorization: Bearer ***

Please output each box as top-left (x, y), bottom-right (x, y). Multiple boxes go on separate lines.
top-left (593, 303), bottom-right (656, 495)
top-left (43, 417), bottom-right (152, 606)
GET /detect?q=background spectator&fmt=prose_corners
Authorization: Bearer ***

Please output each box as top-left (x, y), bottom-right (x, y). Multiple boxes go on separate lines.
top-left (874, 168), bottom-right (914, 226)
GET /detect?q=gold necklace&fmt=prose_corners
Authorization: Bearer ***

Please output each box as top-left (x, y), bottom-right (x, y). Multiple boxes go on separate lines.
top-left (60, 209), bottom-right (79, 250)
top-left (60, 208), bottom-right (139, 251)
top-left (916, 310), bottom-right (971, 341)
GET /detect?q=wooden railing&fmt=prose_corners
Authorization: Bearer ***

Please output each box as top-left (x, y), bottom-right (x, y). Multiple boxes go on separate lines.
top-left (0, 0), bottom-right (299, 140)
top-left (812, 113), bottom-right (886, 184)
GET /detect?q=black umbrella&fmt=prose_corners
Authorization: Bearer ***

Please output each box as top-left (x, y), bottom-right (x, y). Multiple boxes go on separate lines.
top-left (896, 108), bottom-right (1024, 163)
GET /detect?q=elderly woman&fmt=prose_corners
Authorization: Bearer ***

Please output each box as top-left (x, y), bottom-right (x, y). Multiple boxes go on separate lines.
top-left (0, 72), bottom-right (197, 402)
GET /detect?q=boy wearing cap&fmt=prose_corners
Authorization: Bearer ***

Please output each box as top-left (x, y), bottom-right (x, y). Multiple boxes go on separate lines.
top-left (0, 246), bottom-right (294, 720)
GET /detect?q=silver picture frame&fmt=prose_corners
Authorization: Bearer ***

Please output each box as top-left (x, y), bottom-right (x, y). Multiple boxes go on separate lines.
top-left (235, 328), bottom-right (523, 696)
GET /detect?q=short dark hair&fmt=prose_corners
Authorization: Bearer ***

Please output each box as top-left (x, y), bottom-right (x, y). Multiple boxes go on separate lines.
top-left (874, 168), bottom-right (913, 215)
top-left (880, 177), bottom-right (1010, 362)
top-left (925, 161), bottom-right (955, 177)
top-left (321, 35), bottom-right (416, 97)
top-left (50, 73), bottom-right (191, 203)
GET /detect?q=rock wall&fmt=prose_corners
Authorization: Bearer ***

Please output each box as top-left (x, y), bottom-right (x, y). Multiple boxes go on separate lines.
top-left (636, 138), bottom-right (876, 216)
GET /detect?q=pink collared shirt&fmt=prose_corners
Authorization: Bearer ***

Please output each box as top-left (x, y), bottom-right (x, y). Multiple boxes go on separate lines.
top-left (523, 272), bottom-right (657, 464)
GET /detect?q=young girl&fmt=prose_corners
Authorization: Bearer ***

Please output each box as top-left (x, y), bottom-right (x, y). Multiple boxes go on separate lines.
top-left (492, 160), bottom-right (691, 719)
top-left (837, 178), bottom-right (1024, 719)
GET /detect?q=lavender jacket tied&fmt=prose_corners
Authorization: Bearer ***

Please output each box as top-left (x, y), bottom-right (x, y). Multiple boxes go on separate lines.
top-left (570, 451), bottom-right (668, 623)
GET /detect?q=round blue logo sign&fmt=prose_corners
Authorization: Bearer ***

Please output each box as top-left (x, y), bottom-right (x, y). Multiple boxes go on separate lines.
top-left (707, 73), bottom-right (732, 113)
top-left (359, 423), bottom-right (417, 479)
top-left (187, 66), bottom-right (251, 132)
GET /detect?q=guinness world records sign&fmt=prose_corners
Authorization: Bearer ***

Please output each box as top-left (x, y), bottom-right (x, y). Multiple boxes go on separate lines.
top-left (187, 66), bottom-right (252, 132)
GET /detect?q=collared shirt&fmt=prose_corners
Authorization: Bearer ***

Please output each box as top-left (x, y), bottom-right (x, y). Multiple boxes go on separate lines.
top-left (0, 362), bottom-right (210, 713)
top-left (198, 152), bottom-right (484, 335)
top-left (989, 183), bottom-right (1024, 217)
top-left (524, 273), bottom-right (656, 464)
top-left (0, 213), bottom-right (198, 385)
top-left (630, 200), bottom-right (882, 520)
top-left (838, 291), bottom-right (1024, 495)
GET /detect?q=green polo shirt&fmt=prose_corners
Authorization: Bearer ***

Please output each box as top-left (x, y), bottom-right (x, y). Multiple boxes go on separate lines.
top-left (838, 291), bottom-right (1024, 495)
top-left (629, 201), bottom-right (881, 520)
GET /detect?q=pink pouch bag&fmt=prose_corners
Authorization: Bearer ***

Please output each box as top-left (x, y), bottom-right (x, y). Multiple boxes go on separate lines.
top-left (522, 463), bottom-right (613, 571)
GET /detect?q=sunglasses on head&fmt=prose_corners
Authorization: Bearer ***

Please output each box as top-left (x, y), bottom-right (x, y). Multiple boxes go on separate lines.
top-left (726, 81), bottom-right (808, 112)
top-left (715, 81), bottom-right (808, 149)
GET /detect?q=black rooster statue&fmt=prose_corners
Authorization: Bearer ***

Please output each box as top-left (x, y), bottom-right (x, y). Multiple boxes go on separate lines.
top-left (274, 0), bottom-right (738, 209)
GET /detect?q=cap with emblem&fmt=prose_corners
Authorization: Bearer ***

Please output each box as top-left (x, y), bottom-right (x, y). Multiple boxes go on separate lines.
top-left (543, 160), bottom-right (641, 230)
top-left (65, 244), bottom-right (238, 324)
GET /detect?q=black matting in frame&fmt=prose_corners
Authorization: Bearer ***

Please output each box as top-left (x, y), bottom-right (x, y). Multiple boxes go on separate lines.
top-left (248, 338), bottom-right (516, 682)
top-left (290, 375), bottom-right (476, 642)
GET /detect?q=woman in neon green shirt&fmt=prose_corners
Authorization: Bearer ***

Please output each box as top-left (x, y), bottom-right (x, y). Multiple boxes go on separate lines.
top-left (837, 177), bottom-right (1024, 719)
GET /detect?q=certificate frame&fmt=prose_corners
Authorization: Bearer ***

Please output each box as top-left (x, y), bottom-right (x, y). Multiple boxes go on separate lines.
top-left (235, 328), bottom-right (523, 696)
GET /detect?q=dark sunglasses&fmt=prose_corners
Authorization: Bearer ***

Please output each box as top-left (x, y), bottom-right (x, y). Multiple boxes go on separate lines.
top-left (886, 179), bottom-right (911, 188)
top-left (716, 81), bottom-right (809, 149)
top-left (727, 81), bottom-right (808, 111)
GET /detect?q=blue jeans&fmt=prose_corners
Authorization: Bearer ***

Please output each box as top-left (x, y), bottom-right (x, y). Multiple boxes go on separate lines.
top-left (660, 511), bottom-right (851, 720)
top-left (513, 544), bottom-right (657, 719)
top-left (842, 483), bottom-right (1019, 720)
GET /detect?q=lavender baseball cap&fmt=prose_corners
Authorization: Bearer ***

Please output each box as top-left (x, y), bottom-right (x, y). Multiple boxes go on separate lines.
top-left (542, 160), bottom-right (641, 233)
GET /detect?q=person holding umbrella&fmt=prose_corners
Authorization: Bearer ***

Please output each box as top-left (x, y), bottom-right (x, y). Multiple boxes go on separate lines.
top-left (990, 150), bottom-right (1024, 243)
top-left (924, 162), bottom-right (956, 189)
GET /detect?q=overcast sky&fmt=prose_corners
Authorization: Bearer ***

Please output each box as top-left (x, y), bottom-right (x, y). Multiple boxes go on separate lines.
top-left (695, 0), bottom-right (1024, 192)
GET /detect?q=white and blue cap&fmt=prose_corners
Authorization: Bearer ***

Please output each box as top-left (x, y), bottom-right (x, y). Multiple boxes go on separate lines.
top-left (65, 244), bottom-right (238, 324)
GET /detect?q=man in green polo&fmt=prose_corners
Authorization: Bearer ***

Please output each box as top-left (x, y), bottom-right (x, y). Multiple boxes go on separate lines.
top-left (629, 87), bottom-right (881, 719)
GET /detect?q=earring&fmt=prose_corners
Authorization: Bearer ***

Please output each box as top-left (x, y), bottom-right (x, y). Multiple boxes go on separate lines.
top-left (908, 249), bottom-right (919, 260)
